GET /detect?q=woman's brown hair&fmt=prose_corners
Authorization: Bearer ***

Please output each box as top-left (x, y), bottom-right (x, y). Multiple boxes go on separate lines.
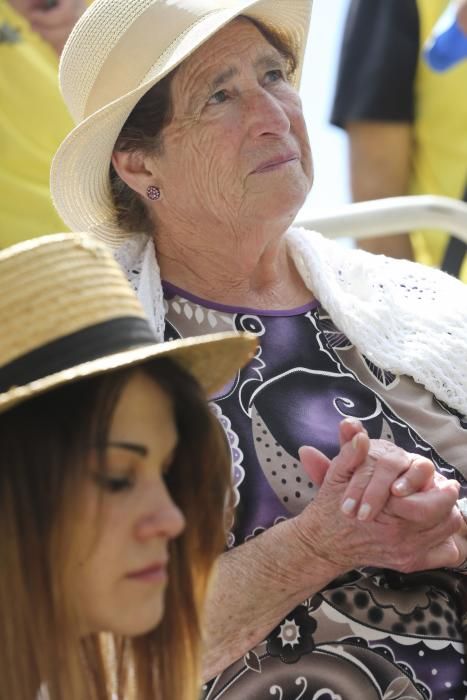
top-left (110, 16), bottom-right (298, 234)
top-left (0, 358), bottom-right (231, 700)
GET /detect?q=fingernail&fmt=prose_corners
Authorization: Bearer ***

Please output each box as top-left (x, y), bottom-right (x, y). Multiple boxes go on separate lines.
top-left (393, 477), bottom-right (409, 496)
top-left (357, 503), bottom-right (371, 520)
top-left (341, 498), bottom-right (357, 515)
top-left (351, 434), bottom-right (360, 450)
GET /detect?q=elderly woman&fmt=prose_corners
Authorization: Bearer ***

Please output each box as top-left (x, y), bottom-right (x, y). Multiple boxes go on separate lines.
top-left (51, 1), bottom-right (467, 697)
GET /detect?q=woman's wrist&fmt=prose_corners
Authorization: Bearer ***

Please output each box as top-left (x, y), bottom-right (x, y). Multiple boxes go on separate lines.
top-left (283, 511), bottom-right (344, 589)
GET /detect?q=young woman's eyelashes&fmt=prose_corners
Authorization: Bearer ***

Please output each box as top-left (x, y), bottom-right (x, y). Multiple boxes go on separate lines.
top-left (91, 444), bottom-right (176, 493)
top-left (93, 470), bottom-right (135, 493)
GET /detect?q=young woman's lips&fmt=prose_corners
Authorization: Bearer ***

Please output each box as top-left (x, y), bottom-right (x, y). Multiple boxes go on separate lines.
top-left (126, 561), bottom-right (168, 582)
top-left (253, 154), bottom-right (299, 174)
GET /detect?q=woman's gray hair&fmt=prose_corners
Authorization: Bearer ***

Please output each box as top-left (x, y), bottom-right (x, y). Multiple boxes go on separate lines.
top-left (110, 16), bottom-right (298, 235)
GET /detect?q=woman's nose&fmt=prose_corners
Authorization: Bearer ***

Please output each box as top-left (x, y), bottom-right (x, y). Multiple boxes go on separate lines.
top-left (245, 89), bottom-right (291, 138)
top-left (134, 483), bottom-right (186, 542)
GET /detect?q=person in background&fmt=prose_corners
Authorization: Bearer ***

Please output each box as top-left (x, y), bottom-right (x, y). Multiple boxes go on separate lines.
top-left (424, 0), bottom-right (467, 71)
top-left (0, 231), bottom-right (256, 700)
top-left (0, 0), bottom-right (86, 247)
top-left (331, 0), bottom-right (467, 280)
top-left (51, 1), bottom-right (467, 697)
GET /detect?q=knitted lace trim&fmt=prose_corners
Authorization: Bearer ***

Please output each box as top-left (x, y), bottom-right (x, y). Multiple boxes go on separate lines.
top-left (113, 233), bottom-right (165, 340)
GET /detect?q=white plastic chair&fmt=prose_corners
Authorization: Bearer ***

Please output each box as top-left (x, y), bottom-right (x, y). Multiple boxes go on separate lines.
top-left (295, 195), bottom-right (467, 244)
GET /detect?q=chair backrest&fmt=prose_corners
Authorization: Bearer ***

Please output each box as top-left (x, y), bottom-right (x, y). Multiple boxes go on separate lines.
top-left (295, 195), bottom-right (467, 244)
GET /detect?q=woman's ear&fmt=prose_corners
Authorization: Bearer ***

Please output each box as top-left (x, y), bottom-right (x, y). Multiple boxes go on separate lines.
top-left (111, 150), bottom-right (159, 198)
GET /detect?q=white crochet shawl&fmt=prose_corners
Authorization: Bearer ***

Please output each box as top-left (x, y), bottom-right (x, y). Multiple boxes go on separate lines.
top-left (115, 227), bottom-right (467, 417)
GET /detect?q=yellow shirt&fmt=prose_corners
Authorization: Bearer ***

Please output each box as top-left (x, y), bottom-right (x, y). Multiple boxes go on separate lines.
top-left (0, 1), bottom-right (73, 246)
top-left (411, 0), bottom-right (467, 281)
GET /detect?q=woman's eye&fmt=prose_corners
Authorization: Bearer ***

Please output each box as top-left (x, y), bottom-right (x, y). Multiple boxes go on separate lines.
top-left (93, 472), bottom-right (134, 493)
top-left (264, 69), bottom-right (284, 84)
top-left (207, 89), bottom-right (228, 105)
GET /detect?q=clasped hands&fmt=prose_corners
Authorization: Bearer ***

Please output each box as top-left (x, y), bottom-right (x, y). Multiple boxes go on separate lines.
top-left (295, 419), bottom-right (467, 575)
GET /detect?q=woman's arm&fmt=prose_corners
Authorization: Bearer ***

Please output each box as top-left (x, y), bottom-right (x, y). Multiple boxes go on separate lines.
top-left (202, 514), bottom-right (340, 681)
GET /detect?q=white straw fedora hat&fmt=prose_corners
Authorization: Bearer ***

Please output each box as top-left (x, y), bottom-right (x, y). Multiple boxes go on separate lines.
top-left (0, 233), bottom-right (257, 414)
top-left (51, 0), bottom-right (313, 248)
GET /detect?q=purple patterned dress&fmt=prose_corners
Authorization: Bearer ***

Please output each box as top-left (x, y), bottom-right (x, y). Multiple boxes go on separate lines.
top-left (163, 282), bottom-right (467, 700)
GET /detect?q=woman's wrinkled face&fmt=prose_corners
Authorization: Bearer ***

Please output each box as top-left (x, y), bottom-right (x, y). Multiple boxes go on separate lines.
top-left (71, 370), bottom-right (185, 637)
top-left (151, 18), bottom-right (313, 230)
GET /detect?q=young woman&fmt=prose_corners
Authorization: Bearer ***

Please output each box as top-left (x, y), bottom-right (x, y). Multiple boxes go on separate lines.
top-left (0, 232), bottom-right (256, 700)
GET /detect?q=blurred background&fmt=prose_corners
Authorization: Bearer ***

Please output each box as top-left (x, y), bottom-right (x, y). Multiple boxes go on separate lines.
top-left (299, 0), bottom-right (351, 218)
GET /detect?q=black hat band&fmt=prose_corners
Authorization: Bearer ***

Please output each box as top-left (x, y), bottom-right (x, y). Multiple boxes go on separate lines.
top-left (0, 317), bottom-right (156, 393)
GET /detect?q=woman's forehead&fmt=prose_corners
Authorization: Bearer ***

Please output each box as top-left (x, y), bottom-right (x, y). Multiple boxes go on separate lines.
top-left (175, 20), bottom-right (282, 90)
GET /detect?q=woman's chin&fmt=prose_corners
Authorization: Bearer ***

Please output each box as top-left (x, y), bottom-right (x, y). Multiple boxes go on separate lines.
top-left (83, 602), bottom-right (165, 638)
top-left (263, 197), bottom-right (308, 226)
top-left (251, 182), bottom-right (311, 223)
top-left (116, 606), bottom-right (164, 637)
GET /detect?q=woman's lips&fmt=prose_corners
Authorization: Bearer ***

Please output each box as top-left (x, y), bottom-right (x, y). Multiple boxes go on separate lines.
top-left (253, 154), bottom-right (299, 174)
top-left (126, 561), bottom-right (168, 582)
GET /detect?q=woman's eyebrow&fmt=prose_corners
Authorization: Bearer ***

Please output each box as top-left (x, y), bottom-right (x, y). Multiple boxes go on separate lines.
top-left (210, 65), bottom-right (238, 92)
top-left (209, 52), bottom-right (283, 91)
top-left (254, 52), bottom-right (286, 71)
top-left (102, 441), bottom-right (149, 457)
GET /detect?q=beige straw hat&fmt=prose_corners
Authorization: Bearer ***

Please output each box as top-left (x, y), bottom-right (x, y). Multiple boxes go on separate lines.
top-left (0, 233), bottom-right (257, 414)
top-left (51, 0), bottom-right (313, 248)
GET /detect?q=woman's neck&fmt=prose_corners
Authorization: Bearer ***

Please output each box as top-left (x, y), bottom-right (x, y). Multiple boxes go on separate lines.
top-left (155, 226), bottom-right (314, 310)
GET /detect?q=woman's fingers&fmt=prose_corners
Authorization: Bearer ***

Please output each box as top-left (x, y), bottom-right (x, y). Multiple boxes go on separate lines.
top-left (339, 440), bottom-right (411, 520)
top-left (299, 424), bottom-right (464, 574)
top-left (340, 444), bottom-right (436, 521)
top-left (302, 421), bottom-right (441, 528)
top-left (298, 457), bottom-right (464, 574)
top-left (299, 419), bottom-right (367, 488)
top-left (325, 430), bottom-right (370, 488)
top-left (418, 520), bottom-right (467, 571)
top-left (391, 454), bottom-right (435, 496)
top-left (298, 445), bottom-right (330, 488)
top-left (386, 478), bottom-right (460, 527)
top-left (423, 540), bottom-right (462, 570)
top-left (338, 418), bottom-right (366, 447)
top-left (383, 508), bottom-right (462, 572)
top-left (354, 452), bottom-right (435, 520)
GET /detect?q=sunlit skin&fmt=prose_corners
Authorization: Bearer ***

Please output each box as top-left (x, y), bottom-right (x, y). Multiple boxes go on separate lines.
top-left (70, 370), bottom-right (185, 637)
top-left (113, 18), bottom-right (314, 308)
top-left (151, 19), bottom-right (313, 229)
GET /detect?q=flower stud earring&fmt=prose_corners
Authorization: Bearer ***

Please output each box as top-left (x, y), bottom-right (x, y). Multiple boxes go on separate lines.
top-left (146, 185), bottom-right (161, 201)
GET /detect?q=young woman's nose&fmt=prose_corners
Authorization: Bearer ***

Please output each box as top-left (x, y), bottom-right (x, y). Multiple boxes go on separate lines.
top-left (134, 483), bottom-right (185, 542)
top-left (245, 89), bottom-right (291, 139)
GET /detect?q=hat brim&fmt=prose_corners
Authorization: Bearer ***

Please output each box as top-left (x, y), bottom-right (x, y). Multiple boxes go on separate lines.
top-left (51, 0), bottom-right (312, 248)
top-left (0, 331), bottom-right (257, 414)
